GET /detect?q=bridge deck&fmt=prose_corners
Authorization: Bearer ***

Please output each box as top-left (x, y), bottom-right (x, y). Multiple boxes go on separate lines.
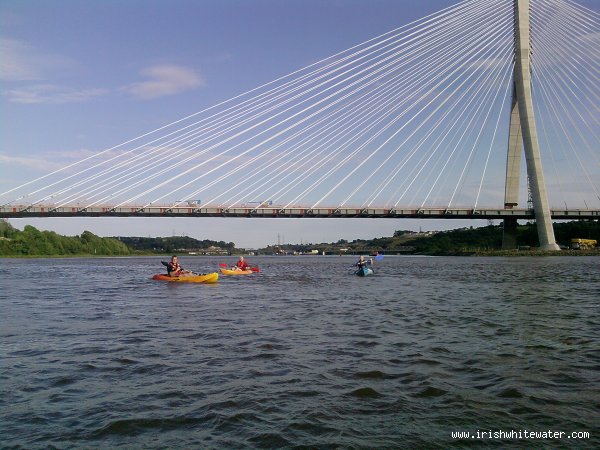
top-left (1, 205), bottom-right (598, 220)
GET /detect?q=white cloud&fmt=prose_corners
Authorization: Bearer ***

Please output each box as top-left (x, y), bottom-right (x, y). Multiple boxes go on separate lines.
top-left (0, 38), bottom-right (39, 80)
top-left (0, 37), bottom-right (106, 104)
top-left (0, 153), bottom-right (65, 171)
top-left (4, 84), bottom-right (108, 104)
top-left (0, 37), bottom-right (75, 82)
top-left (1, 39), bottom-right (204, 104)
top-left (125, 64), bottom-right (205, 100)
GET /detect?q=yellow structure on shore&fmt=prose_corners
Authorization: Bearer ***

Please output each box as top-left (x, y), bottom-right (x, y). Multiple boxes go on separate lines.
top-left (570, 238), bottom-right (597, 249)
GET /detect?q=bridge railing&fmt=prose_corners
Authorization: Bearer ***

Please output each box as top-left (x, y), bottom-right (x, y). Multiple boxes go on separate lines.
top-left (1, 205), bottom-right (598, 219)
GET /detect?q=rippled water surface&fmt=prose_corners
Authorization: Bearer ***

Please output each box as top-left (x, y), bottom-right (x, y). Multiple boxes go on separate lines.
top-left (1, 255), bottom-right (599, 449)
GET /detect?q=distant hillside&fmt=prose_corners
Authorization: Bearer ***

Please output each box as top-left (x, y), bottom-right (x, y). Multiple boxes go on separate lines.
top-left (0, 221), bottom-right (130, 256)
top-left (116, 236), bottom-right (236, 254)
top-left (2, 219), bottom-right (597, 257)
top-left (406, 221), bottom-right (599, 254)
top-left (260, 221), bottom-right (599, 255)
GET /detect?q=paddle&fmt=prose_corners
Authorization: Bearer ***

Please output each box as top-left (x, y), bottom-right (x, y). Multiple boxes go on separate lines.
top-left (161, 260), bottom-right (202, 276)
top-left (349, 254), bottom-right (383, 270)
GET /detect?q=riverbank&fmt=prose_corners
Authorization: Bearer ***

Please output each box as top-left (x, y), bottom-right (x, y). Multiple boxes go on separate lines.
top-left (433, 249), bottom-right (600, 257)
top-left (3, 220), bottom-right (598, 258)
top-left (3, 249), bottom-right (600, 258)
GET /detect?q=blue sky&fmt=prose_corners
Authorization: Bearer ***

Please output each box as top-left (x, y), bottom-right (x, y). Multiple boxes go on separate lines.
top-left (1, 0), bottom-right (598, 248)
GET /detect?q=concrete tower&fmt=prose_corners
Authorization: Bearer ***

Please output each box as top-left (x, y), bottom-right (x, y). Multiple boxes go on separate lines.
top-left (503, 0), bottom-right (560, 250)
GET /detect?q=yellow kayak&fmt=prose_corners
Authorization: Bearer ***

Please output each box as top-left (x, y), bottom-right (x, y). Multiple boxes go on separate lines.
top-left (220, 268), bottom-right (254, 275)
top-left (152, 272), bottom-right (219, 283)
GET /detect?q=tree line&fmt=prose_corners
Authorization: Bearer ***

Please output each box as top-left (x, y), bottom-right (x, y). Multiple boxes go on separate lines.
top-left (116, 236), bottom-right (236, 254)
top-left (260, 221), bottom-right (599, 254)
top-left (0, 221), bottom-right (236, 256)
top-left (0, 222), bottom-right (130, 256)
top-left (1, 219), bottom-right (597, 257)
top-left (372, 221), bottom-right (599, 254)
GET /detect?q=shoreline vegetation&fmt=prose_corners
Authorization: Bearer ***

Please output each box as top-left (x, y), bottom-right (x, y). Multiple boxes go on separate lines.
top-left (1, 219), bottom-right (598, 258)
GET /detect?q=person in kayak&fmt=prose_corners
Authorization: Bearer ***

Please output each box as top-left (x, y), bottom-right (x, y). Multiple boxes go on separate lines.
top-left (167, 255), bottom-right (193, 277)
top-left (233, 256), bottom-right (250, 271)
top-left (355, 255), bottom-right (373, 269)
top-left (354, 255), bottom-right (374, 276)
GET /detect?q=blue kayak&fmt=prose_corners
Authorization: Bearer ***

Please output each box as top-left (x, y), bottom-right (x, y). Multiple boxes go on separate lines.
top-left (355, 266), bottom-right (374, 277)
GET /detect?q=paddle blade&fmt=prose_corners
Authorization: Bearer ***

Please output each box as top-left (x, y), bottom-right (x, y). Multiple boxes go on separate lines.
top-left (161, 261), bottom-right (169, 266)
top-left (219, 263), bottom-right (229, 267)
top-left (374, 254), bottom-right (384, 261)
top-left (250, 267), bottom-right (260, 272)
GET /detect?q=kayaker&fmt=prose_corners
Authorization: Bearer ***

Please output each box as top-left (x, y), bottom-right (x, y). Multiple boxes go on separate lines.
top-left (233, 256), bottom-right (250, 271)
top-left (356, 255), bottom-right (373, 269)
top-left (167, 255), bottom-right (193, 277)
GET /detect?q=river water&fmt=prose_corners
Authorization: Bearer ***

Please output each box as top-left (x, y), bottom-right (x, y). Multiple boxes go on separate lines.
top-left (1, 255), bottom-right (598, 449)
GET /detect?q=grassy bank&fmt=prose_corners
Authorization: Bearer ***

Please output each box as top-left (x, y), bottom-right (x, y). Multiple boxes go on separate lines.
top-left (427, 249), bottom-right (600, 257)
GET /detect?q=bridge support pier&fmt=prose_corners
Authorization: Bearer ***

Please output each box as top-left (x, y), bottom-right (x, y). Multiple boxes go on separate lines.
top-left (502, 217), bottom-right (518, 250)
top-left (502, 0), bottom-right (560, 250)
top-left (503, 84), bottom-right (522, 249)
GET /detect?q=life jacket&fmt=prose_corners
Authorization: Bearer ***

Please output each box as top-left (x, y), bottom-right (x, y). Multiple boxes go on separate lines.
top-left (167, 262), bottom-right (182, 274)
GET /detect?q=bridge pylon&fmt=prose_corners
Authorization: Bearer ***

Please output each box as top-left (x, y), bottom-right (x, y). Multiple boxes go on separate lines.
top-left (503, 0), bottom-right (560, 250)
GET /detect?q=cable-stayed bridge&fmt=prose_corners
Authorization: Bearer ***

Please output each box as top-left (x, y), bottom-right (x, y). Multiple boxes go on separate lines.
top-left (1, 0), bottom-right (599, 249)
